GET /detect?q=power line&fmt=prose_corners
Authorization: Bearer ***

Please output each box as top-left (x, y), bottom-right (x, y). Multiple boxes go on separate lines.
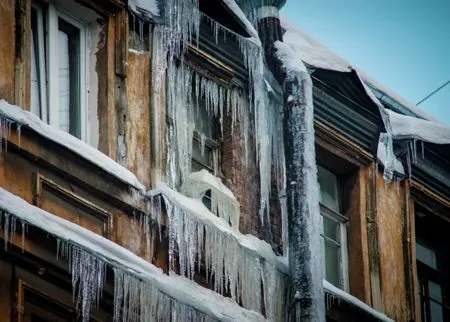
top-left (416, 80), bottom-right (450, 105)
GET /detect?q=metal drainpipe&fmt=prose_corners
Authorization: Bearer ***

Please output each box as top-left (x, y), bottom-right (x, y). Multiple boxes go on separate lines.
top-left (251, 2), bottom-right (325, 321)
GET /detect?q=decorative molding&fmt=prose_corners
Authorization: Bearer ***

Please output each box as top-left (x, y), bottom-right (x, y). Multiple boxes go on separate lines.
top-left (33, 172), bottom-right (112, 237)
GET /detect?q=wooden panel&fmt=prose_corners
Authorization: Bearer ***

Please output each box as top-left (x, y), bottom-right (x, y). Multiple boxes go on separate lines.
top-left (14, 0), bottom-right (31, 109)
top-left (115, 8), bottom-right (128, 77)
top-left (0, 259), bottom-right (13, 322)
top-left (376, 172), bottom-right (408, 320)
top-left (96, 13), bottom-right (117, 159)
top-left (126, 50), bottom-right (151, 187)
top-left (366, 165), bottom-right (383, 311)
top-left (0, 0), bottom-right (16, 102)
top-left (345, 169), bottom-right (371, 304)
top-left (33, 173), bottom-right (112, 237)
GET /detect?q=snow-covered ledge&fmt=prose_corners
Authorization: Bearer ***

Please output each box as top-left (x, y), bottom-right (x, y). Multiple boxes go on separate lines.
top-left (149, 184), bottom-right (288, 321)
top-left (324, 280), bottom-right (394, 322)
top-left (0, 187), bottom-right (265, 321)
top-left (0, 100), bottom-right (145, 192)
top-left (180, 170), bottom-right (240, 229)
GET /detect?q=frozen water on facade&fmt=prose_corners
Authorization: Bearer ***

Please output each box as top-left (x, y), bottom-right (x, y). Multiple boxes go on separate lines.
top-left (181, 170), bottom-right (241, 229)
top-left (152, 184), bottom-right (288, 321)
top-left (0, 188), bottom-right (266, 321)
top-left (275, 39), bottom-right (325, 321)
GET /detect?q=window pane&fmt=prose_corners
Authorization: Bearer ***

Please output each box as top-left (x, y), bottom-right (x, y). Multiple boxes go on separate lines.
top-left (317, 165), bottom-right (340, 212)
top-left (58, 18), bottom-right (81, 138)
top-left (30, 28), bottom-right (41, 117)
top-left (323, 215), bottom-right (340, 242)
top-left (192, 138), bottom-right (213, 171)
top-left (430, 300), bottom-right (443, 322)
top-left (324, 240), bottom-right (340, 287)
top-left (429, 281), bottom-right (443, 303)
top-left (416, 242), bottom-right (437, 269)
top-left (58, 29), bottom-right (71, 133)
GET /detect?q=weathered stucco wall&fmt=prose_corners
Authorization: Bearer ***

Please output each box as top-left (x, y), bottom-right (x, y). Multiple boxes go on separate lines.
top-left (376, 173), bottom-right (408, 321)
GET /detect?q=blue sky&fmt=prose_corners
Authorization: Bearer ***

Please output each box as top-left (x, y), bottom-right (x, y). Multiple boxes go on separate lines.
top-left (280, 0), bottom-right (450, 123)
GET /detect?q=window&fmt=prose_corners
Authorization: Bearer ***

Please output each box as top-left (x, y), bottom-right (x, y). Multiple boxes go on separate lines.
top-left (415, 208), bottom-right (450, 322)
top-left (318, 165), bottom-right (348, 290)
top-left (191, 96), bottom-right (219, 175)
top-left (31, 2), bottom-right (87, 140)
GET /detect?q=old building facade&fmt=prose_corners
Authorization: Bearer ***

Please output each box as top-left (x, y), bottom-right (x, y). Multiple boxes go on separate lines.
top-left (0, 0), bottom-right (448, 321)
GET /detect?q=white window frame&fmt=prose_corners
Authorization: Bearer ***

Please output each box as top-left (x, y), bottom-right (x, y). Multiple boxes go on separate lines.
top-left (32, 1), bottom-right (88, 141)
top-left (320, 204), bottom-right (349, 291)
top-left (318, 165), bottom-right (349, 291)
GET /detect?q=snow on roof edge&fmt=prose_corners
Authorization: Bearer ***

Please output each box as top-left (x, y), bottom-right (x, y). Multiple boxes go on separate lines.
top-left (221, 0), bottom-right (260, 41)
top-left (280, 17), bottom-right (436, 122)
top-left (324, 280), bottom-right (394, 322)
top-left (128, 0), bottom-right (160, 21)
top-left (0, 187), bottom-right (265, 322)
top-left (0, 100), bottom-right (145, 192)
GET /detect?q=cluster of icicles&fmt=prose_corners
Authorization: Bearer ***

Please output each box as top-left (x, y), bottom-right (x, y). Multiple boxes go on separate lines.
top-left (1, 186), bottom-right (288, 321)
top-left (1, 211), bottom-right (221, 322)
top-left (157, 192), bottom-right (288, 321)
top-left (150, 0), bottom-right (282, 226)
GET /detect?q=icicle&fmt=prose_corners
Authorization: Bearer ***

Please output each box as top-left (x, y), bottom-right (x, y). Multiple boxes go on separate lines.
top-left (21, 220), bottom-right (26, 252)
top-left (160, 190), bottom-right (288, 318)
top-left (3, 212), bottom-right (9, 250)
top-left (200, 133), bottom-right (206, 156)
top-left (68, 243), bottom-right (106, 321)
top-left (113, 269), bottom-right (217, 322)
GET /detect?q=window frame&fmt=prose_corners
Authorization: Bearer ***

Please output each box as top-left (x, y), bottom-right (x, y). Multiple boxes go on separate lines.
top-left (31, 2), bottom-right (48, 122)
top-left (318, 165), bottom-right (350, 292)
top-left (32, 1), bottom-right (89, 141)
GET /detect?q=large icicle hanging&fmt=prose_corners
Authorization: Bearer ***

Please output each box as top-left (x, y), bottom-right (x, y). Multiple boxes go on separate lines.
top-left (67, 244), bottom-right (107, 320)
top-left (158, 0), bottom-right (279, 226)
top-left (153, 185), bottom-right (288, 321)
top-left (113, 269), bottom-right (217, 322)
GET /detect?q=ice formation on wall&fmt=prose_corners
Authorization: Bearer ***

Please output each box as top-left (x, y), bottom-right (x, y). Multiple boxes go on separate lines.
top-left (149, 184), bottom-right (288, 321)
top-left (275, 39), bottom-right (325, 322)
top-left (150, 0), bottom-right (284, 226)
top-left (181, 170), bottom-right (241, 229)
top-left (0, 189), bottom-right (268, 322)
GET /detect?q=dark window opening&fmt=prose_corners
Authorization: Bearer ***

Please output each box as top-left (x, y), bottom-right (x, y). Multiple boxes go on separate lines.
top-left (415, 205), bottom-right (450, 322)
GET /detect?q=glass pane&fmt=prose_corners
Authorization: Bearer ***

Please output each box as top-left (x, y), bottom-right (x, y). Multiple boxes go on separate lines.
top-left (324, 240), bottom-right (340, 287)
top-left (30, 28), bottom-right (41, 117)
top-left (192, 139), bottom-right (213, 170)
top-left (193, 97), bottom-right (214, 138)
top-left (416, 242), bottom-right (437, 269)
top-left (317, 165), bottom-right (340, 212)
top-left (430, 300), bottom-right (443, 322)
top-left (429, 281), bottom-right (443, 302)
top-left (323, 215), bottom-right (340, 242)
top-left (58, 29), bottom-right (71, 133)
top-left (58, 18), bottom-right (81, 138)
